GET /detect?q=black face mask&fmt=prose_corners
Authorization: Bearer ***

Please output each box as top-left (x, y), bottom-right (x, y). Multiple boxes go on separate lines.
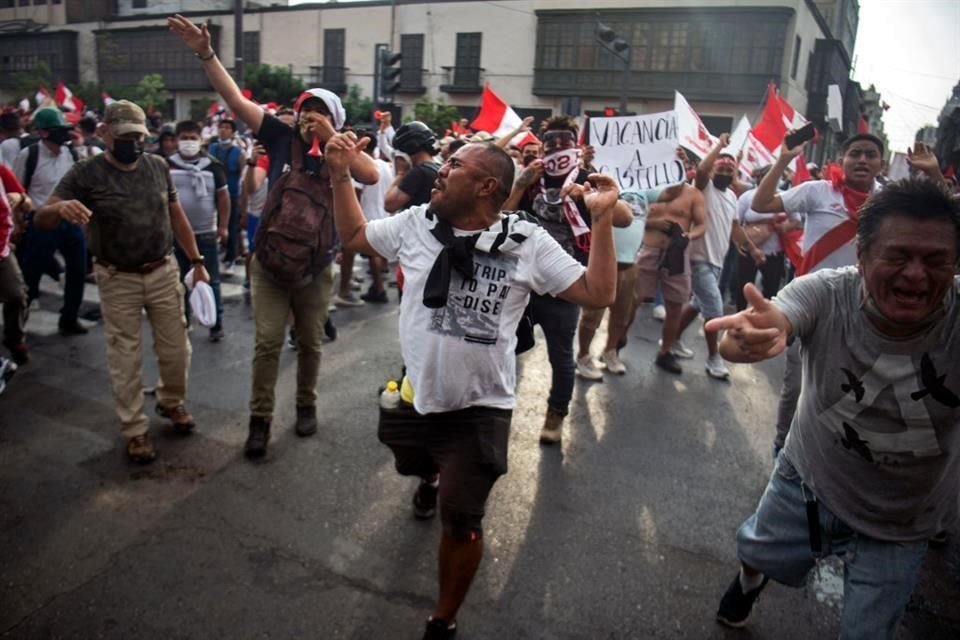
top-left (47, 128), bottom-right (72, 146)
top-left (112, 139), bottom-right (143, 164)
top-left (713, 174), bottom-right (733, 190)
top-left (522, 154), bottom-right (538, 167)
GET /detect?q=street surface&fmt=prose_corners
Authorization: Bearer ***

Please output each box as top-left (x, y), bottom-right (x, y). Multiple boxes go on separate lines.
top-left (1, 267), bottom-right (958, 639)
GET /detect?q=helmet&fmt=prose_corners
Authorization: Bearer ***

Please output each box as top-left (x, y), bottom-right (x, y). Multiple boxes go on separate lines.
top-left (394, 121), bottom-right (437, 155)
top-left (32, 107), bottom-right (71, 130)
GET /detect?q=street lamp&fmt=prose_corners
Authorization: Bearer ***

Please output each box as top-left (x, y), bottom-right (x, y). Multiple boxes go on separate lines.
top-left (596, 16), bottom-right (631, 115)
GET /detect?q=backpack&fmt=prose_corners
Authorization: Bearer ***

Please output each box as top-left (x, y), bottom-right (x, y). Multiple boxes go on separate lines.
top-left (22, 141), bottom-right (79, 193)
top-left (254, 135), bottom-right (335, 288)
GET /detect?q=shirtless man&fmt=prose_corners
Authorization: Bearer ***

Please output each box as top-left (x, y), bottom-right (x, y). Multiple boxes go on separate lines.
top-left (634, 181), bottom-right (706, 373)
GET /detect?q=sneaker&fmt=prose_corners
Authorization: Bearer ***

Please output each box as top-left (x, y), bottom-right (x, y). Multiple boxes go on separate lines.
top-left (705, 354), bottom-right (731, 380)
top-left (323, 318), bottom-right (338, 342)
top-left (658, 339), bottom-right (694, 359)
top-left (244, 416), bottom-right (271, 459)
top-left (576, 354), bottom-right (604, 381)
top-left (287, 328), bottom-right (298, 351)
top-left (413, 478), bottom-right (438, 519)
top-left (539, 407), bottom-right (564, 445)
top-left (155, 403), bottom-right (196, 434)
top-left (221, 261), bottom-right (235, 276)
top-left (655, 351), bottom-right (683, 375)
top-left (334, 292), bottom-right (364, 307)
top-left (209, 325), bottom-right (225, 342)
top-left (0, 357), bottom-right (17, 396)
top-left (360, 288), bottom-right (389, 304)
top-left (652, 304), bottom-right (666, 321)
top-left (3, 339), bottom-right (28, 366)
top-left (294, 405), bottom-right (318, 437)
top-left (58, 319), bottom-right (89, 336)
top-left (422, 617), bottom-right (457, 640)
top-left (126, 433), bottom-right (157, 464)
top-left (600, 348), bottom-right (626, 374)
top-left (716, 573), bottom-right (769, 628)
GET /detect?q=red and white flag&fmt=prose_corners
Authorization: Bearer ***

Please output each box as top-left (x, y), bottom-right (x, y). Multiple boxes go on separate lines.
top-left (101, 92), bottom-right (116, 107)
top-left (55, 82), bottom-right (84, 112)
top-left (35, 87), bottom-right (51, 107)
top-left (18, 97), bottom-right (30, 113)
top-left (750, 84), bottom-right (808, 153)
top-left (674, 91), bottom-right (719, 158)
top-left (470, 85), bottom-right (523, 139)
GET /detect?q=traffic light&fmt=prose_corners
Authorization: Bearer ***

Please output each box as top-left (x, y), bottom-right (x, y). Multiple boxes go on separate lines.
top-left (379, 49), bottom-right (402, 101)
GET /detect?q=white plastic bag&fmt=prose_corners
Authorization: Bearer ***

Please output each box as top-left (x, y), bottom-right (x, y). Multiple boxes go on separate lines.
top-left (183, 267), bottom-right (217, 327)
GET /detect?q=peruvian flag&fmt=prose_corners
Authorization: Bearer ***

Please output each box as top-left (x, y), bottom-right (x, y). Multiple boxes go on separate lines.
top-left (55, 82), bottom-right (84, 112)
top-left (101, 92), bottom-right (116, 107)
top-left (470, 85), bottom-right (523, 139)
top-left (674, 91), bottom-right (719, 158)
top-left (18, 97), bottom-right (30, 113)
top-left (750, 84), bottom-right (813, 186)
top-left (857, 115), bottom-right (870, 134)
top-left (35, 87), bottom-right (51, 107)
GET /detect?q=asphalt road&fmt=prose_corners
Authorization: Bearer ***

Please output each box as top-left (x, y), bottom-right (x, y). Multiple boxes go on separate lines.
top-left (1, 269), bottom-right (958, 640)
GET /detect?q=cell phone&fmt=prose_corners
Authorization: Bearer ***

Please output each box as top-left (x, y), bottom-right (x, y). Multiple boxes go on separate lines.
top-left (784, 123), bottom-right (816, 149)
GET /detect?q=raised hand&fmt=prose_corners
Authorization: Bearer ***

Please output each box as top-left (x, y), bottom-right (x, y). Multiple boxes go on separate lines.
top-left (704, 283), bottom-right (789, 362)
top-left (717, 132), bottom-right (731, 148)
top-left (907, 141), bottom-right (942, 178)
top-left (167, 14), bottom-right (212, 55)
top-left (515, 159), bottom-right (544, 189)
top-left (324, 132), bottom-right (368, 175)
top-left (582, 173), bottom-right (620, 219)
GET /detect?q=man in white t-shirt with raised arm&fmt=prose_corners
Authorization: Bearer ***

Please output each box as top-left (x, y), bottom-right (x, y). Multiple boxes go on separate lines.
top-left (706, 178), bottom-right (960, 639)
top-left (324, 136), bottom-right (619, 640)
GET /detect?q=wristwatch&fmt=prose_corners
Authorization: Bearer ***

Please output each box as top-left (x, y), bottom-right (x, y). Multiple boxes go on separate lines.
top-left (191, 257), bottom-right (205, 266)
top-left (196, 49), bottom-right (215, 61)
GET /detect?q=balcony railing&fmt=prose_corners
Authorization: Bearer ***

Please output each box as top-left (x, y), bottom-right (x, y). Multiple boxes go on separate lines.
top-left (309, 66), bottom-right (348, 95)
top-left (439, 66), bottom-right (484, 94)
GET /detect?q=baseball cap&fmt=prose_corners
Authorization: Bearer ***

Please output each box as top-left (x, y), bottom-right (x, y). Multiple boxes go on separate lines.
top-left (32, 107), bottom-right (72, 130)
top-left (104, 100), bottom-right (150, 136)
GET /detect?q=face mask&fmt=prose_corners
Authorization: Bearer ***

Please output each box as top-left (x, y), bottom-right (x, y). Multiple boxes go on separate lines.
top-left (112, 139), bottom-right (143, 164)
top-left (522, 154), bottom-right (538, 167)
top-left (218, 136), bottom-right (233, 146)
top-left (713, 174), bottom-right (734, 190)
top-left (47, 128), bottom-right (72, 146)
top-left (542, 148), bottom-right (580, 177)
top-left (178, 140), bottom-right (201, 157)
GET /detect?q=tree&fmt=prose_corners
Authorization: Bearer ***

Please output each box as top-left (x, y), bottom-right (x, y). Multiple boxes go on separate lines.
top-left (342, 85), bottom-right (373, 126)
top-left (242, 63), bottom-right (305, 106)
top-left (13, 61), bottom-right (52, 103)
top-left (134, 74), bottom-right (168, 115)
top-left (410, 97), bottom-right (463, 136)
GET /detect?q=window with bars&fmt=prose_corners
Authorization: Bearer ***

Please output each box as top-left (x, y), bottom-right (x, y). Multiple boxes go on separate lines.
top-left (453, 32), bottom-right (481, 87)
top-left (399, 33), bottom-right (424, 92)
top-left (243, 31), bottom-right (260, 67)
top-left (323, 28), bottom-right (346, 92)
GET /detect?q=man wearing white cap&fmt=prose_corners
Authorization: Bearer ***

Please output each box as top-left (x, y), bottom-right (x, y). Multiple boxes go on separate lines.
top-left (35, 100), bottom-right (210, 464)
top-left (169, 14), bottom-right (379, 459)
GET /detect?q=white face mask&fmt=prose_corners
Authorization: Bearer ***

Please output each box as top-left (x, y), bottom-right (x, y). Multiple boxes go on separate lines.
top-left (178, 140), bottom-right (201, 157)
top-left (218, 136), bottom-right (233, 146)
top-left (542, 148), bottom-right (580, 177)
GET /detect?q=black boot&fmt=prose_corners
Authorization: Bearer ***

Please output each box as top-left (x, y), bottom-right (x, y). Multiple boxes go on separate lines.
top-left (295, 405), bottom-right (318, 437)
top-left (244, 415), bottom-right (271, 459)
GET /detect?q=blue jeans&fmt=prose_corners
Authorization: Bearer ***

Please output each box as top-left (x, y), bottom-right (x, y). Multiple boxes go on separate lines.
top-left (689, 260), bottom-right (724, 320)
top-left (736, 454), bottom-right (928, 640)
top-left (20, 219), bottom-right (86, 324)
top-left (528, 293), bottom-right (579, 415)
top-left (175, 233), bottom-right (223, 329)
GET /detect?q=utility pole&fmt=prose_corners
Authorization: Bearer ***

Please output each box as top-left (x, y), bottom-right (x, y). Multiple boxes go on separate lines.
top-left (234, 0), bottom-right (244, 87)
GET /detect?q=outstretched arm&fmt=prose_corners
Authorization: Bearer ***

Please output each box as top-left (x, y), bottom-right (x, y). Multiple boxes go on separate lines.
top-left (168, 14), bottom-right (264, 135)
top-left (704, 284), bottom-right (792, 362)
top-left (325, 133), bottom-right (382, 257)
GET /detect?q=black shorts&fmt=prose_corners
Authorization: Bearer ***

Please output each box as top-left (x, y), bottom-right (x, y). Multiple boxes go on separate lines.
top-left (378, 404), bottom-right (511, 533)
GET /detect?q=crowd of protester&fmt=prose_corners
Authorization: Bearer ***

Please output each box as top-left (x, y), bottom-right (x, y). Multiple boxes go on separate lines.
top-left (0, 13), bottom-right (958, 640)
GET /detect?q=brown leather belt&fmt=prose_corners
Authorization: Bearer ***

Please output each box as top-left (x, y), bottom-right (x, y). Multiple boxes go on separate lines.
top-left (95, 253), bottom-right (170, 274)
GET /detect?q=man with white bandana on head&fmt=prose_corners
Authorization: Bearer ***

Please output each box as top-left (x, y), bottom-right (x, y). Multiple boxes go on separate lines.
top-left (504, 116), bottom-right (633, 445)
top-left (168, 14), bottom-right (379, 459)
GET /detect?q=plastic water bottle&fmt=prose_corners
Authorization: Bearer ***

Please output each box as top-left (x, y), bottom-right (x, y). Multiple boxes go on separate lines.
top-left (380, 380), bottom-right (401, 409)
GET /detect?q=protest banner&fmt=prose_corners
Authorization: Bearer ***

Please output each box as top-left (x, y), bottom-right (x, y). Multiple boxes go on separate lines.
top-left (589, 110), bottom-right (685, 191)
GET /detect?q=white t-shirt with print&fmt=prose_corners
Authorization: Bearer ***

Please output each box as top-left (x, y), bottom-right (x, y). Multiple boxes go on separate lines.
top-left (779, 180), bottom-right (880, 273)
top-left (690, 182), bottom-right (737, 268)
top-left (366, 205), bottom-right (585, 414)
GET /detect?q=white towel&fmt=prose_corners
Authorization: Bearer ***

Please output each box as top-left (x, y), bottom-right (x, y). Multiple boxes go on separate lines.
top-left (183, 268), bottom-right (217, 327)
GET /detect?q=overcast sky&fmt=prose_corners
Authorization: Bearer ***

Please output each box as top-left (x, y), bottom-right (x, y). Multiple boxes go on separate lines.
top-left (289, 0), bottom-right (959, 152)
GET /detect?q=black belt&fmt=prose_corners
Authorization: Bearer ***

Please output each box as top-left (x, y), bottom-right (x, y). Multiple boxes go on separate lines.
top-left (96, 253), bottom-right (170, 274)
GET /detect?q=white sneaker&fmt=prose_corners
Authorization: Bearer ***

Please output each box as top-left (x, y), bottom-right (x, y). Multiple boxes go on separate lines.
top-left (705, 354), bottom-right (731, 380)
top-left (652, 304), bottom-right (666, 321)
top-left (221, 261), bottom-right (235, 276)
top-left (576, 354), bottom-right (604, 381)
top-left (658, 339), bottom-right (695, 359)
top-left (334, 292), bottom-right (365, 307)
top-left (600, 349), bottom-right (626, 374)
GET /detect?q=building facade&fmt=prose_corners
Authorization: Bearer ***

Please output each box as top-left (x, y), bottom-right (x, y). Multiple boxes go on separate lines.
top-left (1, 0), bottom-right (873, 163)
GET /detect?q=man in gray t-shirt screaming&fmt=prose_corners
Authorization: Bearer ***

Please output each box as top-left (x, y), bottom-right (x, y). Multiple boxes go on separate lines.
top-left (705, 178), bottom-right (960, 639)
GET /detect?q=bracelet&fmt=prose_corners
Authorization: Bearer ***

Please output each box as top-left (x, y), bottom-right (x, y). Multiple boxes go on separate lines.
top-left (196, 49), bottom-right (215, 61)
top-left (190, 257), bottom-right (205, 265)
top-left (246, 159), bottom-right (257, 166)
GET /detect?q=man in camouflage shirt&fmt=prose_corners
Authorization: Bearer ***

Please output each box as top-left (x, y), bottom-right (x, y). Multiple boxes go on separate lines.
top-left (36, 101), bottom-right (210, 464)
